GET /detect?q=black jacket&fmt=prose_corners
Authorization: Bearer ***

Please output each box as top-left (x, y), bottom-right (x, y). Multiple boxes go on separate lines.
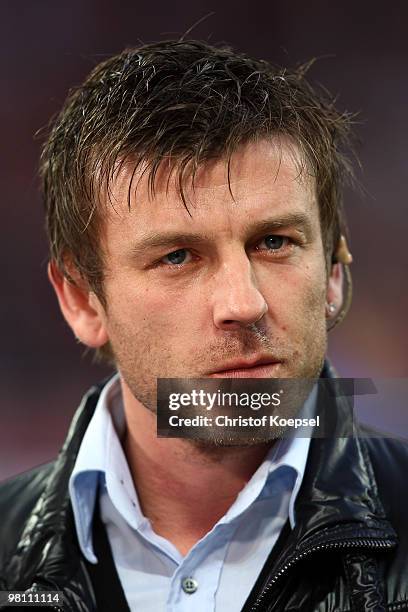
top-left (1, 368), bottom-right (408, 611)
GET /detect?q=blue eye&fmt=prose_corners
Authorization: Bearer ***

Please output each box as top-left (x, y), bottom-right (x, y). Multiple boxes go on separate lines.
top-left (162, 249), bottom-right (189, 265)
top-left (264, 235), bottom-right (286, 250)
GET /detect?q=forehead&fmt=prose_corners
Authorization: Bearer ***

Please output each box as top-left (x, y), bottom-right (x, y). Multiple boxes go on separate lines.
top-left (100, 139), bottom-right (317, 247)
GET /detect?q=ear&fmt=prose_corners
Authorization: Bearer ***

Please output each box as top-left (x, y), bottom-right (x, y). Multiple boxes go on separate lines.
top-left (47, 261), bottom-right (109, 348)
top-left (326, 262), bottom-right (344, 321)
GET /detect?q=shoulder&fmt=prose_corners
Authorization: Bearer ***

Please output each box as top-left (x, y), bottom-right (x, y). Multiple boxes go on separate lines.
top-left (0, 462), bottom-right (55, 567)
top-left (362, 430), bottom-right (408, 485)
top-left (361, 433), bottom-right (408, 593)
top-left (362, 432), bottom-right (408, 538)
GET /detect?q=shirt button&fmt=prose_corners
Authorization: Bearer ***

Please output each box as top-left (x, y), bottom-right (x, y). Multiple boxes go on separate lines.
top-left (182, 577), bottom-right (198, 594)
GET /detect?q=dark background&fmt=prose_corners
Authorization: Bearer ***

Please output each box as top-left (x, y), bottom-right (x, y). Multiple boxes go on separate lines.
top-left (1, 1), bottom-right (407, 480)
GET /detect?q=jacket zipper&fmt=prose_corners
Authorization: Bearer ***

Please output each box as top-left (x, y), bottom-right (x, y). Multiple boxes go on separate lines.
top-left (249, 536), bottom-right (395, 611)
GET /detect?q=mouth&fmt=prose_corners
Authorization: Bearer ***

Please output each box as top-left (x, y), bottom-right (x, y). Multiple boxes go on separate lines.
top-left (207, 357), bottom-right (282, 378)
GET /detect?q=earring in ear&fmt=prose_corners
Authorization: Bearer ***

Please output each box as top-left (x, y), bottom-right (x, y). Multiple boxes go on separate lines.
top-left (326, 302), bottom-right (336, 316)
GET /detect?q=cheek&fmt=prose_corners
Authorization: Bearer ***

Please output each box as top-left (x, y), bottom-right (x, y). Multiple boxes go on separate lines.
top-left (104, 275), bottom-right (194, 340)
top-left (261, 261), bottom-right (327, 323)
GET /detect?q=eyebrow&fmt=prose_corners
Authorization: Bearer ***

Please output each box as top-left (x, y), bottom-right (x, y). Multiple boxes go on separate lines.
top-left (244, 212), bottom-right (313, 238)
top-left (129, 212), bottom-right (313, 257)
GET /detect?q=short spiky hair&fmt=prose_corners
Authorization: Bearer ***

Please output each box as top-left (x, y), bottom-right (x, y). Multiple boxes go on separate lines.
top-left (40, 39), bottom-right (355, 360)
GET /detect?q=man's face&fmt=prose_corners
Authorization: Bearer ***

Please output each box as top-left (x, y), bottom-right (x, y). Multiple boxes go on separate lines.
top-left (96, 139), bottom-right (332, 412)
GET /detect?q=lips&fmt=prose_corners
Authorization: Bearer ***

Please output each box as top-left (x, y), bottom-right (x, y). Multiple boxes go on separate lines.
top-left (207, 357), bottom-right (282, 378)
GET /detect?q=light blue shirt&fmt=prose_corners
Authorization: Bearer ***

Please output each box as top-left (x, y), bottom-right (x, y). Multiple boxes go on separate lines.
top-left (69, 374), bottom-right (314, 612)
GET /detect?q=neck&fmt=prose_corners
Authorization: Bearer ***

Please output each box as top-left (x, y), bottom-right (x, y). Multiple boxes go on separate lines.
top-left (121, 379), bottom-right (272, 555)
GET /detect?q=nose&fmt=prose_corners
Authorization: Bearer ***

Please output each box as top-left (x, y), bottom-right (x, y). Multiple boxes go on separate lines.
top-left (212, 255), bottom-right (268, 331)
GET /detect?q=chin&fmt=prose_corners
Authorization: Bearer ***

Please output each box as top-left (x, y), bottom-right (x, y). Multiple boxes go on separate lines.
top-left (191, 436), bottom-right (275, 449)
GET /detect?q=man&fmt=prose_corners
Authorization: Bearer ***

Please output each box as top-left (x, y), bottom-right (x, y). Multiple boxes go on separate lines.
top-left (0, 40), bottom-right (407, 612)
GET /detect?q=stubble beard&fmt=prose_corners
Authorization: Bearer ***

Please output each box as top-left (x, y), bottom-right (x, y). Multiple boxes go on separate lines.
top-left (110, 313), bottom-right (328, 450)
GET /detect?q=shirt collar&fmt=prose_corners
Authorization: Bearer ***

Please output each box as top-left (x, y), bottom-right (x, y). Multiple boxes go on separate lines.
top-left (220, 386), bottom-right (316, 526)
top-left (69, 372), bottom-right (142, 563)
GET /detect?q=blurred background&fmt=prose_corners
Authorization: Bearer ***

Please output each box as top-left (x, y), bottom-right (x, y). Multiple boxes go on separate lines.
top-left (1, 0), bottom-right (407, 480)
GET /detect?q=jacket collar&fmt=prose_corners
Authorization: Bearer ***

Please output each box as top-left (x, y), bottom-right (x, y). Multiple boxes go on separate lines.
top-left (9, 378), bottom-right (108, 588)
top-left (291, 362), bottom-right (396, 547)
